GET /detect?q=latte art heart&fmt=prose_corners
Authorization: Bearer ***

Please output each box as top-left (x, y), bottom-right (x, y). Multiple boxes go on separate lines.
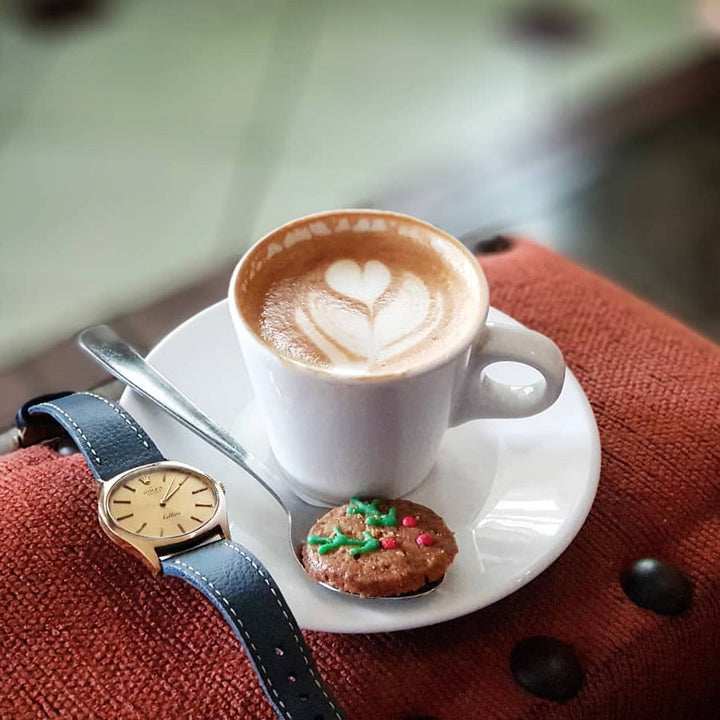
top-left (324, 260), bottom-right (390, 308)
top-left (242, 224), bottom-right (479, 376)
top-left (295, 264), bottom-right (442, 371)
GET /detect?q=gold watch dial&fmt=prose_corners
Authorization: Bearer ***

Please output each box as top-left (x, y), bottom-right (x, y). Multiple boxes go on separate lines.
top-left (105, 467), bottom-right (219, 539)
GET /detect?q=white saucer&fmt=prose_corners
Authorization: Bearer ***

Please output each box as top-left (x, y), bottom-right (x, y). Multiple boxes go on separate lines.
top-left (121, 301), bottom-right (600, 634)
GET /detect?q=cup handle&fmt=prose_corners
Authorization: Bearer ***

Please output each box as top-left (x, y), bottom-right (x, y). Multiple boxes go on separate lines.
top-left (450, 322), bottom-right (566, 425)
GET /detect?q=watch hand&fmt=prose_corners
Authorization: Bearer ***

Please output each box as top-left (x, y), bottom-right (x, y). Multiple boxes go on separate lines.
top-left (159, 477), bottom-right (176, 506)
top-left (161, 477), bottom-right (187, 505)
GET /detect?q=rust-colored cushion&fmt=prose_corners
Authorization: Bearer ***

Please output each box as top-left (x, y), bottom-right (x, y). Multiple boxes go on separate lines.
top-left (2, 239), bottom-right (719, 719)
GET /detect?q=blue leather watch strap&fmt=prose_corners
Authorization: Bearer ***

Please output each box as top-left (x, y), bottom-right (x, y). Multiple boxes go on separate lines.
top-left (163, 540), bottom-right (343, 720)
top-left (19, 392), bottom-right (343, 718)
top-left (24, 391), bottom-right (164, 480)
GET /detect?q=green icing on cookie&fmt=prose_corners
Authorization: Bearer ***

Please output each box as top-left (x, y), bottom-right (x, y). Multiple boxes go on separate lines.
top-left (347, 497), bottom-right (398, 527)
top-left (350, 532), bottom-right (382, 556)
top-left (365, 506), bottom-right (398, 527)
top-left (307, 526), bottom-right (381, 556)
top-left (346, 497), bottom-right (381, 517)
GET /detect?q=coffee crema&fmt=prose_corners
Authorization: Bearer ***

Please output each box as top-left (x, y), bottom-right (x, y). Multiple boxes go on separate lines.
top-left (237, 219), bottom-right (481, 377)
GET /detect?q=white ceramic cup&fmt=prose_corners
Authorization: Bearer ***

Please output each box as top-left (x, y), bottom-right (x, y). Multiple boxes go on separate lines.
top-left (229, 210), bottom-right (565, 506)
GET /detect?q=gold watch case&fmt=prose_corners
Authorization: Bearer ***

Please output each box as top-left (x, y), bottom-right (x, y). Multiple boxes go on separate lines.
top-left (97, 460), bottom-right (229, 575)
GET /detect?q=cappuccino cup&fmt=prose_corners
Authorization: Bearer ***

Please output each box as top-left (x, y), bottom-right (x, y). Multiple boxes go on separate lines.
top-left (229, 210), bottom-right (565, 505)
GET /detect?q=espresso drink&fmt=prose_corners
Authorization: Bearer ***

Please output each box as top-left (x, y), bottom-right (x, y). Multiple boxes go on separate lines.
top-left (237, 215), bottom-right (482, 377)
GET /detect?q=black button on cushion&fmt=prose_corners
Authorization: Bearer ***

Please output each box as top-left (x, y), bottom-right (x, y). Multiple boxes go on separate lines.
top-left (473, 235), bottom-right (512, 255)
top-left (620, 558), bottom-right (692, 615)
top-left (510, 636), bottom-right (584, 701)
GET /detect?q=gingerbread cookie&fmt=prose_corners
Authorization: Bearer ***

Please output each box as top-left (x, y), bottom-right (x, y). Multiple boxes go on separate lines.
top-left (302, 497), bottom-right (458, 597)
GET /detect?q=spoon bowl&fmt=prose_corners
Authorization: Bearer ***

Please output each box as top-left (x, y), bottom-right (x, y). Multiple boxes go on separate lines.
top-left (79, 325), bottom-right (442, 599)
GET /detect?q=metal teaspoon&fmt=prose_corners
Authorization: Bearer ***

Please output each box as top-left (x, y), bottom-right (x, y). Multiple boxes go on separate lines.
top-left (78, 325), bottom-right (442, 599)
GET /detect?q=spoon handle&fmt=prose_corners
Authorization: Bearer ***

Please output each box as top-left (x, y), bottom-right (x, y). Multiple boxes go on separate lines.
top-left (78, 325), bottom-right (297, 514)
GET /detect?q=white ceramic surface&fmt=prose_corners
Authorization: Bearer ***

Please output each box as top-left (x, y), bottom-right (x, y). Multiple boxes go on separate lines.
top-left (228, 209), bottom-right (566, 505)
top-left (121, 301), bottom-right (600, 634)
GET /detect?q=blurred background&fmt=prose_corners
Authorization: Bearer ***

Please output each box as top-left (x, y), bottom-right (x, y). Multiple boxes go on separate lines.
top-left (1, 0), bottom-right (719, 426)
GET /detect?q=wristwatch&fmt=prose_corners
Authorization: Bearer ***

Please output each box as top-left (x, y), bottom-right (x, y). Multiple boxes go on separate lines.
top-left (16, 391), bottom-right (343, 720)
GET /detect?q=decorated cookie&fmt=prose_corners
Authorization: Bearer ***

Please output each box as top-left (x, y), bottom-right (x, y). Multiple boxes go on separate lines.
top-left (302, 497), bottom-right (458, 597)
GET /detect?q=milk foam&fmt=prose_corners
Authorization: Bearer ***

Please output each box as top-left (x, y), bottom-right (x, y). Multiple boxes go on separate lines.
top-left (293, 261), bottom-right (442, 373)
top-left (238, 218), bottom-right (481, 377)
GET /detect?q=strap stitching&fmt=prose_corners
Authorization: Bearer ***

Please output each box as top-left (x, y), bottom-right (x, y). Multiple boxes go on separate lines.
top-left (171, 559), bottom-right (292, 719)
top-left (34, 402), bottom-right (102, 465)
top-left (83, 392), bottom-right (151, 450)
top-left (221, 540), bottom-right (342, 719)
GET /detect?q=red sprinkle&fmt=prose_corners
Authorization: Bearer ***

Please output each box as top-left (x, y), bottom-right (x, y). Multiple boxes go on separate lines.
top-left (401, 516), bottom-right (418, 527)
top-left (381, 537), bottom-right (399, 550)
top-left (416, 533), bottom-right (434, 547)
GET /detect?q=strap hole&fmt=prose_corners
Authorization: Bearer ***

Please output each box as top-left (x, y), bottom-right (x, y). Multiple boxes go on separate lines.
top-left (299, 693), bottom-right (309, 702)
top-left (288, 673), bottom-right (296, 682)
top-left (314, 716), bottom-right (325, 720)
top-left (275, 646), bottom-right (284, 656)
